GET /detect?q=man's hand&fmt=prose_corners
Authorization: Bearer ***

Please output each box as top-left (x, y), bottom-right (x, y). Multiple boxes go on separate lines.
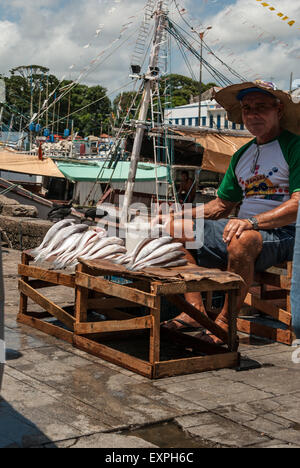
top-left (223, 218), bottom-right (253, 244)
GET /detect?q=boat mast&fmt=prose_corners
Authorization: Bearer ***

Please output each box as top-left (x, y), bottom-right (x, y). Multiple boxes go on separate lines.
top-left (120, 0), bottom-right (166, 224)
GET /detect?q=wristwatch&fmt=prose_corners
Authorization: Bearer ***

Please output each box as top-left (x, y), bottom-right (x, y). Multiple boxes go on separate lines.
top-left (247, 216), bottom-right (259, 230)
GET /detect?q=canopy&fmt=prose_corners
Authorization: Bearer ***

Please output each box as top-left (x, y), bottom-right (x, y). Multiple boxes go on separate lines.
top-left (171, 129), bottom-right (252, 174)
top-left (195, 133), bottom-right (253, 174)
top-left (58, 160), bottom-right (169, 182)
top-left (0, 151), bottom-right (64, 178)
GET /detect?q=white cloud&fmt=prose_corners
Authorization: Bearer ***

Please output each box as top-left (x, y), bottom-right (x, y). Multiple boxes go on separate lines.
top-left (0, 0), bottom-right (300, 101)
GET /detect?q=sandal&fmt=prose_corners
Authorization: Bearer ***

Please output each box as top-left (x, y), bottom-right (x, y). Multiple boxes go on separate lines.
top-left (162, 318), bottom-right (205, 333)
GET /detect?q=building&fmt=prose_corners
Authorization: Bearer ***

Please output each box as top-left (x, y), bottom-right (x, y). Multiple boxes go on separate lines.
top-left (164, 99), bottom-right (245, 131)
top-left (164, 87), bottom-right (245, 131)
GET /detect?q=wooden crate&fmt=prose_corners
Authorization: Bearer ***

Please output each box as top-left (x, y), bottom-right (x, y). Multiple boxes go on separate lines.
top-left (17, 251), bottom-right (76, 344)
top-left (237, 262), bottom-right (295, 346)
top-left (73, 260), bottom-right (243, 379)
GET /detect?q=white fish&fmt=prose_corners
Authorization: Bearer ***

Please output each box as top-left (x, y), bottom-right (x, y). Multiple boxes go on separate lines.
top-left (127, 237), bottom-right (154, 265)
top-left (132, 242), bottom-right (183, 268)
top-left (71, 245), bottom-right (127, 267)
top-left (31, 219), bottom-right (75, 257)
top-left (132, 251), bottom-right (185, 271)
top-left (52, 233), bottom-right (83, 267)
top-left (34, 224), bottom-right (88, 262)
top-left (44, 232), bottom-right (84, 262)
top-left (160, 259), bottom-right (188, 268)
top-left (133, 236), bottom-right (173, 265)
top-left (58, 231), bottom-right (102, 267)
top-left (80, 237), bottom-right (124, 259)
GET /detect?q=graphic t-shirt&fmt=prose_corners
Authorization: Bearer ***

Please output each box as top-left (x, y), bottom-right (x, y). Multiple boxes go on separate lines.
top-left (217, 130), bottom-right (300, 218)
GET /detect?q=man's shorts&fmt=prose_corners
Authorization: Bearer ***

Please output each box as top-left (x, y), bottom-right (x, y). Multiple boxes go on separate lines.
top-left (195, 219), bottom-right (296, 272)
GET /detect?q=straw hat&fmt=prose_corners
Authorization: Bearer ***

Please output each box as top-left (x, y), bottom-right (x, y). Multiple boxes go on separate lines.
top-left (213, 80), bottom-right (300, 135)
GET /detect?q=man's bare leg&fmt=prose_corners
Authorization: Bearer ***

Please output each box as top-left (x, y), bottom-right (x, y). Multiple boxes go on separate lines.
top-left (201, 230), bottom-right (263, 344)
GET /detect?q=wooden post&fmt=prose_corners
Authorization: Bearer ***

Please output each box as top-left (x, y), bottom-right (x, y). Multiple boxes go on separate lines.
top-left (149, 295), bottom-right (161, 365)
top-left (19, 252), bottom-right (29, 317)
top-left (75, 264), bottom-right (88, 324)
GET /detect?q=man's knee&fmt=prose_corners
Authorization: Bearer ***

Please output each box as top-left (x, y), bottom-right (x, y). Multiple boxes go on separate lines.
top-left (227, 231), bottom-right (263, 260)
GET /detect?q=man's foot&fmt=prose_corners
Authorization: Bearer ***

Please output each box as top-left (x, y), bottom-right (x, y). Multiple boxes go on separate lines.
top-left (195, 317), bottom-right (229, 346)
top-left (162, 313), bottom-right (204, 332)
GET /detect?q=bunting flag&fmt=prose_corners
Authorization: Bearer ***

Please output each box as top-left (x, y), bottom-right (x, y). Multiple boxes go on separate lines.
top-left (255, 0), bottom-right (298, 28)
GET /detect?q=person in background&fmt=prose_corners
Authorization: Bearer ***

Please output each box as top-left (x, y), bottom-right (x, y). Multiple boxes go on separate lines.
top-left (178, 170), bottom-right (196, 205)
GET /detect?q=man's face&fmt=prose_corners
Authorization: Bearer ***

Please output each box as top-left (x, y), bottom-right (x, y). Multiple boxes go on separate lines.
top-left (240, 92), bottom-right (283, 139)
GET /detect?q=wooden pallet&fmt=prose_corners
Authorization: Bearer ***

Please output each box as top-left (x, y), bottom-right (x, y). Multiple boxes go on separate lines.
top-left (73, 259), bottom-right (243, 379)
top-left (18, 253), bottom-right (243, 379)
top-left (237, 263), bottom-right (295, 346)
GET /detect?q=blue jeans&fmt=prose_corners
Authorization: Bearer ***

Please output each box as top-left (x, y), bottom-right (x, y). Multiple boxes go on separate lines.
top-left (291, 203), bottom-right (300, 340)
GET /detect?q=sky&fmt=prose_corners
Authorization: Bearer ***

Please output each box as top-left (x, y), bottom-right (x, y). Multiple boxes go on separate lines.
top-left (1, 0), bottom-right (300, 102)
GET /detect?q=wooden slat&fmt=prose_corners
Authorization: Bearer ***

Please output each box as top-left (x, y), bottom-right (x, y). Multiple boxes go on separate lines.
top-left (18, 279), bottom-right (75, 330)
top-left (74, 316), bottom-right (152, 335)
top-left (73, 335), bottom-right (153, 378)
top-left (149, 295), bottom-right (161, 365)
top-left (19, 253), bottom-right (30, 316)
top-left (237, 318), bottom-right (294, 346)
top-left (153, 279), bottom-right (241, 296)
top-left (18, 264), bottom-right (75, 288)
top-left (153, 352), bottom-right (239, 379)
top-left (244, 293), bottom-right (292, 326)
top-left (167, 295), bottom-right (229, 345)
top-left (17, 313), bottom-right (73, 344)
top-left (76, 273), bottom-right (157, 309)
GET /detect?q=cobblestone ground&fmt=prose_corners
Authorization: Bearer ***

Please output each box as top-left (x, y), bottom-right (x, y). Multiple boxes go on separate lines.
top-left (1, 249), bottom-right (300, 448)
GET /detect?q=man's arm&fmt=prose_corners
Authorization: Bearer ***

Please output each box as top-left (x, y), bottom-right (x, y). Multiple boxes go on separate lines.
top-left (178, 196), bottom-right (238, 220)
top-left (223, 192), bottom-right (300, 244)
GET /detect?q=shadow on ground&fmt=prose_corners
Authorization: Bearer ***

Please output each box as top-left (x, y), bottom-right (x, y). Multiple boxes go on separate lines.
top-left (0, 398), bottom-right (56, 448)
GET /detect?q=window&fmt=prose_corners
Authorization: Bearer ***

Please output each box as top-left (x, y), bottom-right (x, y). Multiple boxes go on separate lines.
top-left (202, 117), bottom-right (207, 126)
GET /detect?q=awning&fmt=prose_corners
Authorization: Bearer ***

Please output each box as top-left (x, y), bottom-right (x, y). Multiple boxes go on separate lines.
top-left (58, 160), bottom-right (168, 182)
top-left (0, 151), bottom-right (64, 178)
top-left (171, 128), bottom-right (252, 174)
top-left (195, 133), bottom-right (252, 174)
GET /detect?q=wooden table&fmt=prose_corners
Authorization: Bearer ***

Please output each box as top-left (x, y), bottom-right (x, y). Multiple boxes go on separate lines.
top-left (73, 259), bottom-right (244, 379)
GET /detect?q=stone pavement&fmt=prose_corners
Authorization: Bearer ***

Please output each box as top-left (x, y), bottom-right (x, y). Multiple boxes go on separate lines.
top-left (1, 249), bottom-right (300, 448)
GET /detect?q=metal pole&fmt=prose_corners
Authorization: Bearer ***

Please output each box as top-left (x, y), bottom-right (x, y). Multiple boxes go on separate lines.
top-left (198, 33), bottom-right (203, 127)
top-left (121, 1), bottom-right (165, 225)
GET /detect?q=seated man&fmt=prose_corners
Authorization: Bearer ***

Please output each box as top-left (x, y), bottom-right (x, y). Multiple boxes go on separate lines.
top-left (178, 170), bottom-right (196, 205)
top-left (161, 80), bottom-right (300, 344)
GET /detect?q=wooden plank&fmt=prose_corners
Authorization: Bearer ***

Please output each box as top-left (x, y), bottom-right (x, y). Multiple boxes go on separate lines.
top-left (76, 273), bottom-right (157, 309)
top-left (153, 352), bottom-right (239, 379)
top-left (75, 264), bottom-right (88, 323)
top-left (73, 335), bottom-right (153, 378)
top-left (74, 316), bottom-right (152, 335)
top-left (244, 293), bottom-right (292, 326)
top-left (153, 280), bottom-right (241, 296)
top-left (254, 271), bottom-right (291, 290)
top-left (19, 253), bottom-right (29, 316)
top-left (17, 313), bottom-right (73, 344)
top-left (18, 279), bottom-right (75, 330)
top-left (149, 295), bottom-right (161, 365)
top-left (237, 318), bottom-right (294, 346)
top-left (167, 295), bottom-right (229, 345)
top-left (18, 264), bottom-right (75, 288)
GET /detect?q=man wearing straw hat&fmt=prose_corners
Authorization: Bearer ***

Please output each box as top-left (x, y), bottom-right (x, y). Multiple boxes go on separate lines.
top-left (162, 80), bottom-right (300, 344)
